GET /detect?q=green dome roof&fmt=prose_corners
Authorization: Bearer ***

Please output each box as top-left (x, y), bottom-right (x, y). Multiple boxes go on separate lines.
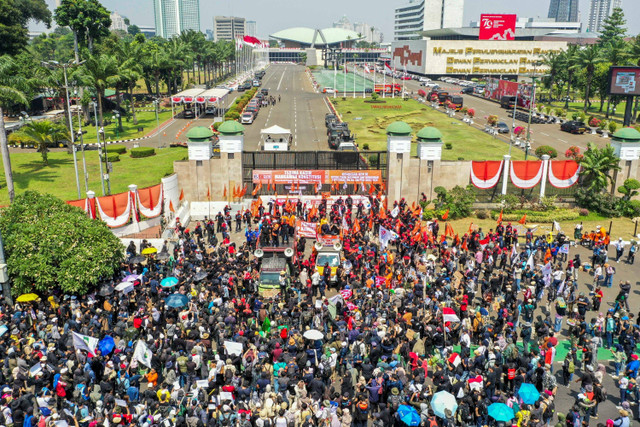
top-left (186, 126), bottom-right (214, 141)
top-left (385, 121), bottom-right (413, 136)
top-left (416, 126), bottom-right (443, 142)
top-left (218, 120), bottom-right (245, 135)
top-left (612, 127), bottom-right (640, 142)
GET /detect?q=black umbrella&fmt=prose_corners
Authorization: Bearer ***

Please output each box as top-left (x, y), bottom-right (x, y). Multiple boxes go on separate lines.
top-left (194, 271), bottom-right (208, 282)
top-left (129, 255), bottom-right (146, 264)
top-left (98, 285), bottom-right (114, 296)
top-left (156, 252), bottom-right (170, 261)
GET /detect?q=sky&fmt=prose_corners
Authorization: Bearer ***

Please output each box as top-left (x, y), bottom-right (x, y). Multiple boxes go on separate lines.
top-left (37, 0), bottom-right (640, 40)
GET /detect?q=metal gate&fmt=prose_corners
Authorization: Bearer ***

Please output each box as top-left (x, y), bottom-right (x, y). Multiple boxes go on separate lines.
top-left (242, 151), bottom-right (387, 195)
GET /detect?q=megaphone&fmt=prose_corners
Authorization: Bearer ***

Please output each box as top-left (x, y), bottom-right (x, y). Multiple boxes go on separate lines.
top-left (284, 247), bottom-right (294, 258)
top-left (314, 242), bottom-right (324, 251)
top-left (254, 249), bottom-right (264, 258)
top-left (333, 243), bottom-right (343, 251)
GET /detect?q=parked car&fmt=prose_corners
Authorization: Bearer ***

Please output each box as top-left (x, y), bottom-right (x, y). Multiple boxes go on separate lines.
top-left (241, 112), bottom-right (254, 124)
top-left (183, 109), bottom-right (195, 119)
top-left (261, 88), bottom-right (269, 95)
top-left (561, 120), bottom-right (587, 134)
top-left (323, 87), bottom-right (336, 94)
top-left (496, 122), bottom-right (510, 134)
top-left (461, 87), bottom-right (475, 94)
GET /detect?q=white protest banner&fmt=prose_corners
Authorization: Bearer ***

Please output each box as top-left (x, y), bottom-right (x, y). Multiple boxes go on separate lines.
top-left (223, 341), bottom-right (243, 356)
top-left (559, 244), bottom-right (570, 254)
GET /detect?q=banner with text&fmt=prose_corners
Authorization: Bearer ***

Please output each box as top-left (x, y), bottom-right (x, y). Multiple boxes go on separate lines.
top-left (252, 170), bottom-right (382, 184)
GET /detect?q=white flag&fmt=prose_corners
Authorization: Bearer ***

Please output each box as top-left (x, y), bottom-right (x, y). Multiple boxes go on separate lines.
top-left (391, 206), bottom-right (400, 218)
top-left (553, 221), bottom-right (561, 232)
top-left (559, 243), bottom-right (570, 254)
top-left (526, 253), bottom-right (535, 269)
top-left (379, 226), bottom-right (394, 249)
top-left (133, 340), bottom-right (153, 368)
top-left (72, 332), bottom-right (98, 356)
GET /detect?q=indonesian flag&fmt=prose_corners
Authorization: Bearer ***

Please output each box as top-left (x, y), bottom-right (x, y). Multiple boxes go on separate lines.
top-left (468, 375), bottom-right (484, 391)
top-left (385, 62), bottom-right (392, 71)
top-left (364, 65), bottom-right (371, 73)
top-left (340, 289), bottom-right (353, 299)
top-left (479, 236), bottom-right (490, 249)
top-left (243, 35), bottom-right (262, 46)
top-left (443, 307), bottom-right (460, 323)
top-left (448, 352), bottom-right (461, 367)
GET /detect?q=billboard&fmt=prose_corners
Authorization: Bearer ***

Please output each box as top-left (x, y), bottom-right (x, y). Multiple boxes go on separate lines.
top-left (479, 14), bottom-right (517, 41)
top-left (252, 170), bottom-right (382, 184)
top-left (608, 66), bottom-right (640, 96)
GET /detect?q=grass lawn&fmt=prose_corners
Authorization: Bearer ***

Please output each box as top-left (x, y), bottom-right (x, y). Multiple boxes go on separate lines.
top-left (71, 110), bottom-right (174, 145)
top-left (333, 98), bottom-right (525, 161)
top-left (546, 100), bottom-right (634, 125)
top-left (0, 147), bottom-right (188, 205)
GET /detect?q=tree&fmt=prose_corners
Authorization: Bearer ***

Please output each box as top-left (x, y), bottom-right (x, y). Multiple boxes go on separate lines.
top-left (0, 0), bottom-right (51, 56)
top-left (9, 120), bottom-right (68, 165)
top-left (54, 0), bottom-right (112, 61)
top-left (578, 143), bottom-right (621, 193)
top-left (558, 44), bottom-right (579, 109)
top-left (127, 24), bottom-right (140, 36)
top-left (618, 178), bottom-right (640, 200)
top-left (571, 45), bottom-right (603, 112)
top-left (598, 7), bottom-right (626, 45)
top-left (0, 191), bottom-right (124, 296)
top-left (77, 50), bottom-right (118, 126)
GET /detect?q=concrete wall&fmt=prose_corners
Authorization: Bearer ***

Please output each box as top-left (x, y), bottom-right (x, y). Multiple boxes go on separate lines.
top-left (173, 152), bottom-right (243, 202)
top-left (613, 158), bottom-right (640, 197)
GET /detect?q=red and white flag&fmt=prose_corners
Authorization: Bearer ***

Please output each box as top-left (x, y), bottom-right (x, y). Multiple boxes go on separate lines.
top-left (346, 302), bottom-right (358, 311)
top-left (443, 307), bottom-right (460, 323)
top-left (339, 289), bottom-right (353, 300)
top-left (448, 352), bottom-right (461, 367)
top-left (479, 236), bottom-right (490, 249)
top-left (385, 62), bottom-right (392, 71)
top-left (468, 375), bottom-right (484, 391)
top-left (364, 65), bottom-right (371, 73)
top-left (243, 35), bottom-right (262, 46)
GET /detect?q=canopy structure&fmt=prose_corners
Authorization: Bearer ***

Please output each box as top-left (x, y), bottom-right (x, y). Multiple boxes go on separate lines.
top-left (260, 125), bottom-right (291, 135)
top-left (197, 88), bottom-right (230, 105)
top-left (171, 88), bottom-right (206, 105)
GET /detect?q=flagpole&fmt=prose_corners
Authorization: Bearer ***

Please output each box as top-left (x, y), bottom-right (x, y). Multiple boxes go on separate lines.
top-left (343, 55), bottom-right (346, 97)
top-left (402, 65), bottom-right (406, 98)
top-left (383, 65), bottom-right (386, 99)
top-left (442, 304), bottom-right (447, 345)
top-left (362, 64), bottom-right (366, 99)
top-left (333, 56), bottom-right (337, 99)
top-left (353, 61), bottom-right (356, 99)
top-left (392, 66), bottom-right (395, 99)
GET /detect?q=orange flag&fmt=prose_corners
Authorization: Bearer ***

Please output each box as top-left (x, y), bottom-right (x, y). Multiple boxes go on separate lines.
top-left (497, 209), bottom-right (503, 223)
top-left (368, 184), bottom-right (375, 195)
top-left (241, 184), bottom-right (247, 197)
top-left (309, 205), bottom-right (318, 218)
top-left (518, 214), bottom-right (527, 225)
top-left (461, 238), bottom-right (468, 251)
top-left (368, 215), bottom-right (373, 230)
top-left (207, 187), bottom-right (211, 200)
top-left (353, 219), bottom-right (361, 234)
top-left (223, 185), bottom-right (227, 198)
top-left (445, 222), bottom-right (455, 237)
top-left (179, 189), bottom-right (184, 201)
top-left (383, 198), bottom-right (388, 212)
top-left (468, 222), bottom-right (474, 234)
top-left (169, 200), bottom-right (175, 213)
top-left (252, 185), bottom-right (259, 196)
top-left (313, 183), bottom-right (319, 194)
top-left (353, 183), bottom-right (358, 194)
top-left (442, 209), bottom-right (449, 220)
top-left (379, 209), bottom-right (387, 220)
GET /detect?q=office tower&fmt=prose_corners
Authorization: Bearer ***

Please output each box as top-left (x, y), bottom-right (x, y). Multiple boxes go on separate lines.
top-left (588, 0), bottom-right (622, 33)
top-left (394, 0), bottom-right (465, 41)
top-left (153, 0), bottom-right (200, 39)
top-left (110, 11), bottom-right (129, 32)
top-left (547, 0), bottom-right (579, 22)
top-left (214, 16), bottom-right (246, 41)
top-left (246, 21), bottom-right (257, 37)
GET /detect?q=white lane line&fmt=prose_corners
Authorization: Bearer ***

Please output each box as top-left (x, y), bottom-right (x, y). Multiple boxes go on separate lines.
top-left (541, 132), bottom-right (550, 136)
top-left (558, 139), bottom-right (568, 143)
top-left (276, 67), bottom-right (286, 91)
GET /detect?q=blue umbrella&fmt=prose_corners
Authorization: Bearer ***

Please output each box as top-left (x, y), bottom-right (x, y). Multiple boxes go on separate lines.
top-left (430, 390), bottom-right (458, 419)
top-left (165, 293), bottom-right (189, 308)
top-left (160, 277), bottom-right (179, 288)
top-left (98, 336), bottom-right (115, 355)
top-left (487, 403), bottom-right (514, 422)
top-left (397, 405), bottom-right (421, 426)
top-left (518, 383), bottom-right (540, 405)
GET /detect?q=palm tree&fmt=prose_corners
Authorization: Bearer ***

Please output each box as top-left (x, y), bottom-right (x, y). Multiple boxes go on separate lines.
top-left (9, 121), bottom-right (68, 165)
top-left (78, 51), bottom-right (119, 126)
top-left (571, 45), bottom-right (603, 112)
top-left (0, 56), bottom-right (31, 203)
top-left (578, 143), bottom-right (621, 193)
top-left (541, 51), bottom-right (562, 102)
top-left (559, 44), bottom-right (580, 109)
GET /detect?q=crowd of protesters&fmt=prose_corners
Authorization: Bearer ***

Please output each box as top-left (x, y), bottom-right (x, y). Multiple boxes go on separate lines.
top-left (1, 194), bottom-right (639, 427)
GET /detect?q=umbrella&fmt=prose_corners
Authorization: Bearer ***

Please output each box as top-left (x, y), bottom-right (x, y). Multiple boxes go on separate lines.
top-left (98, 336), bottom-right (115, 355)
top-left (16, 293), bottom-right (39, 303)
top-left (397, 405), bottom-right (421, 426)
top-left (129, 255), bottom-right (146, 264)
top-left (98, 285), bottom-right (114, 297)
top-left (161, 277), bottom-right (179, 288)
top-left (518, 383), bottom-right (540, 405)
top-left (123, 274), bottom-right (140, 282)
top-left (194, 271), bottom-right (208, 282)
top-left (487, 403), bottom-right (514, 422)
top-left (156, 252), bottom-right (170, 261)
top-left (427, 254), bottom-right (438, 261)
top-left (141, 247), bottom-right (157, 255)
top-left (303, 329), bottom-right (324, 340)
top-left (115, 282), bottom-right (134, 294)
top-left (165, 293), bottom-right (189, 308)
top-left (430, 391), bottom-right (458, 419)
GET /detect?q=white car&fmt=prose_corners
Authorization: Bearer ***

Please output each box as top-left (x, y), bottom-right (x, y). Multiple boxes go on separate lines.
top-left (419, 77), bottom-right (431, 82)
top-left (241, 112), bottom-right (254, 124)
top-left (323, 87), bottom-right (336, 94)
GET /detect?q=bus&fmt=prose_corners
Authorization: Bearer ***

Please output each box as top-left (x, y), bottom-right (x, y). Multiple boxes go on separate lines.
top-left (447, 95), bottom-right (464, 111)
top-left (374, 84), bottom-right (402, 95)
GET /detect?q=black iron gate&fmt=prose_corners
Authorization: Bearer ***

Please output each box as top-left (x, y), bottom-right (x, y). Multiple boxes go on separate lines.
top-left (242, 151), bottom-right (387, 195)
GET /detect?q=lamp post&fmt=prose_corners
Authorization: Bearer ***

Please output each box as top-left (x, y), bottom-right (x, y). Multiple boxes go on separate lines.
top-left (526, 63), bottom-right (541, 150)
top-left (153, 98), bottom-right (161, 148)
top-left (74, 89), bottom-right (89, 191)
top-left (93, 102), bottom-right (106, 195)
top-left (111, 112), bottom-right (121, 140)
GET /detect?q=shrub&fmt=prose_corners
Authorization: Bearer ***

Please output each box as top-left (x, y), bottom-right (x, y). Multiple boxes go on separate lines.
top-left (101, 153), bottom-right (120, 162)
top-left (225, 111), bottom-right (240, 120)
top-left (467, 108), bottom-right (475, 118)
top-left (571, 112), bottom-right (579, 121)
top-left (444, 142), bottom-right (453, 149)
top-left (106, 144), bottom-right (126, 154)
top-left (598, 120), bottom-right (608, 130)
top-left (579, 208), bottom-right (589, 216)
top-left (475, 209), bottom-right (489, 219)
top-left (212, 121), bottom-right (222, 131)
top-left (608, 121), bottom-right (618, 134)
top-left (565, 146), bottom-right (582, 160)
top-left (514, 126), bottom-right (525, 137)
top-left (555, 108), bottom-right (565, 118)
top-left (493, 209), bottom-right (580, 222)
top-left (487, 115), bottom-right (499, 126)
top-left (130, 147), bottom-right (156, 158)
top-left (460, 107), bottom-right (468, 115)
top-left (576, 187), bottom-right (620, 217)
top-left (545, 106), bottom-right (552, 115)
top-left (362, 143), bottom-right (370, 150)
top-left (588, 117), bottom-right (600, 127)
top-left (371, 92), bottom-right (379, 100)
top-left (535, 145), bottom-right (558, 159)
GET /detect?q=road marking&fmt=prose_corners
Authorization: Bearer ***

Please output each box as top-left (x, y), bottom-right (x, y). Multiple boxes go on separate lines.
top-left (541, 132), bottom-right (550, 136)
top-left (558, 139), bottom-right (568, 143)
top-left (276, 67), bottom-right (286, 91)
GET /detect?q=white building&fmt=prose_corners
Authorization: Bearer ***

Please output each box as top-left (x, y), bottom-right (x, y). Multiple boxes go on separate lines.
top-left (469, 17), bottom-right (582, 34)
top-left (588, 0), bottom-right (622, 33)
top-left (110, 11), bottom-right (128, 32)
top-left (353, 22), bottom-right (383, 44)
top-left (246, 21), bottom-right (257, 37)
top-left (153, 0), bottom-right (200, 39)
top-left (333, 16), bottom-right (353, 31)
top-left (214, 16), bottom-right (245, 41)
top-left (394, 0), bottom-right (465, 40)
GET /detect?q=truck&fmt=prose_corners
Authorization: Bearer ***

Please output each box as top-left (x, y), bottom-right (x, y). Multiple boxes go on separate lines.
top-left (374, 84), bottom-right (402, 95)
top-left (314, 236), bottom-right (343, 283)
top-left (446, 95), bottom-right (464, 111)
top-left (254, 245), bottom-right (294, 297)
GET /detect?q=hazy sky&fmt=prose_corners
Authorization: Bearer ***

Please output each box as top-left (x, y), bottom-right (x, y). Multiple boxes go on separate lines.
top-left (37, 0), bottom-right (640, 39)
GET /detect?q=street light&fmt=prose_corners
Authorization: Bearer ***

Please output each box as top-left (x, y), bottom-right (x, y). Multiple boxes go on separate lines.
top-left (111, 112), bottom-right (121, 139)
top-left (526, 62), bottom-right (542, 150)
top-left (93, 102), bottom-right (107, 195)
top-left (153, 99), bottom-right (161, 148)
top-left (73, 89), bottom-right (89, 191)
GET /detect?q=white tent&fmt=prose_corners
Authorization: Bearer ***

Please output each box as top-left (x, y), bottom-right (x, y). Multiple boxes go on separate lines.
top-left (260, 125), bottom-right (291, 135)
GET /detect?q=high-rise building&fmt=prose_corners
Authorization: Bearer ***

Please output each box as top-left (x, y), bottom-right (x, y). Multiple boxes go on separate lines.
top-left (547, 0), bottom-right (579, 22)
top-left (152, 0), bottom-right (200, 39)
top-left (246, 21), bottom-right (257, 37)
top-left (110, 11), bottom-right (129, 32)
top-left (214, 16), bottom-right (245, 41)
top-left (205, 29), bottom-right (214, 40)
top-left (394, 0), bottom-right (465, 40)
top-left (333, 16), bottom-right (353, 31)
top-left (353, 22), bottom-right (384, 44)
top-left (587, 0), bottom-right (622, 33)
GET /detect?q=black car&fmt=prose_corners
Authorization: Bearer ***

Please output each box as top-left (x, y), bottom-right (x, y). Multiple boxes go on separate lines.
top-left (325, 113), bottom-right (337, 127)
top-left (496, 122), bottom-right (510, 134)
top-left (461, 87), bottom-right (474, 94)
top-left (560, 120), bottom-right (587, 134)
top-left (183, 109), bottom-right (195, 119)
top-left (261, 88), bottom-right (269, 95)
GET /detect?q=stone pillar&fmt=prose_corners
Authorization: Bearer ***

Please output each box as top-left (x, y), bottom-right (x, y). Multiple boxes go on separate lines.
top-left (539, 155), bottom-right (550, 199)
top-left (501, 155), bottom-right (511, 195)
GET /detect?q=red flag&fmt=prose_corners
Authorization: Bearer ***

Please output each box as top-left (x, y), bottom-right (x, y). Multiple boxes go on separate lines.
top-left (179, 189), bottom-right (184, 201)
top-left (207, 187), bottom-right (211, 200)
top-left (353, 183), bottom-right (358, 194)
top-left (497, 209), bottom-right (503, 223)
top-left (442, 209), bottom-right (449, 220)
top-left (445, 222), bottom-right (455, 237)
top-left (232, 186), bottom-right (237, 198)
top-left (223, 185), bottom-right (227, 198)
top-left (169, 200), bottom-right (175, 213)
top-left (518, 214), bottom-right (527, 225)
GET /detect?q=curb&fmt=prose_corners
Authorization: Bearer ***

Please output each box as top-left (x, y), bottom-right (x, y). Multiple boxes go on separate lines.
top-left (85, 118), bottom-right (177, 147)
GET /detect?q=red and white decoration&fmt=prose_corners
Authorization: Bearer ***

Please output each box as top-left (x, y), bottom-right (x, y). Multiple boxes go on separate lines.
top-left (510, 161), bottom-right (544, 189)
top-left (339, 289), bottom-right (353, 300)
top-left (95, 193), bottom-right (133, 228)
top-left (443, 307), bottom-right (460, 323)
top-left (136, 184), bottom-right (164, 219)
top-left (171, 96), bottom-right (183, 104)
top-left (470, 160), bottom-right (503, 189)
top-left (195, 96), bottom-right (206, 104)
top-left (548, 160), bottom-right (581, 188)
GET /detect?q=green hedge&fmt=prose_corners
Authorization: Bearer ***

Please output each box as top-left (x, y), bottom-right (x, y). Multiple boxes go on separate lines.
top-left (491, 209), bottom-right (579, 222)
top-left (130, 147), bottom-right (156, 158)
top-left (106, 144), bottom-right (127, 154)
top-left (101, 154), bottom-right (120, 162)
